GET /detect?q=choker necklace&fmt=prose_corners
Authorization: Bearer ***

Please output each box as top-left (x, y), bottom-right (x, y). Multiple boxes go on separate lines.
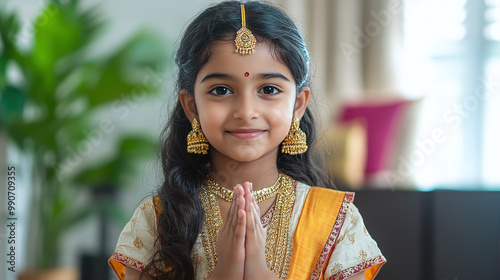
top-left (205, 173), bottom-right (282, 203)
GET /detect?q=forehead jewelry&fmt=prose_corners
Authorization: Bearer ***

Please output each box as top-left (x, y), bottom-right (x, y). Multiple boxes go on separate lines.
top-left (235, 4), bottom-right (256, 54)
top-left (244, 72), bottom-right (250, 77)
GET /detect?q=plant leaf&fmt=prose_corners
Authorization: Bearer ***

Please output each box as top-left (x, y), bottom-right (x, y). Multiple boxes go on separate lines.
top-left (29, 1), bottom-right (105, 104)
top-left (79, 31), bottom-right (168, 107)
top-left (0, 86), bottom-right (25, 129)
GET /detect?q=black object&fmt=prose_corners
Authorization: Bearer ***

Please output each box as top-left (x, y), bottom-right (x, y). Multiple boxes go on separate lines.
top-left (354, 190), bottom-right (500, 280)
top-left (81, 254), bottom-right (110, 280)
top-left (80, 184), bottom-right (117, 280)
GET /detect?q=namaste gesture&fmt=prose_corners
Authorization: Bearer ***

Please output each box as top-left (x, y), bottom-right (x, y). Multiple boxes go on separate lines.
top-left (206, 182), bottom-right (279, 280)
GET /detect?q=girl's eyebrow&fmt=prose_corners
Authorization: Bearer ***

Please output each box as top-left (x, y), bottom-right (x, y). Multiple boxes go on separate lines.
top-left (200, 73), bottom-right (235, 83)
top-left (257, 72), bottom-right (291, 82)
top-left (200, 72), bottom-right (291, 83)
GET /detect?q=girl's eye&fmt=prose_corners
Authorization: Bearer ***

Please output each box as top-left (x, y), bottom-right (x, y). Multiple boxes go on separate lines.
top-left (259, 86), bottom-right (281, 95)
top-left (209, 86), bottom-right (233, 95)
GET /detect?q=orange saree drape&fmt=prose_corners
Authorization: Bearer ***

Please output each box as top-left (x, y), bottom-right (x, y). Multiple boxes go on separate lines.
top-left (287, 187), bottom-right (383, 280)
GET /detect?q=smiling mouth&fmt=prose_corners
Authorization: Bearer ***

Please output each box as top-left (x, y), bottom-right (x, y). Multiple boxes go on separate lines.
top-left (227, 129), bottom-right (266, 139)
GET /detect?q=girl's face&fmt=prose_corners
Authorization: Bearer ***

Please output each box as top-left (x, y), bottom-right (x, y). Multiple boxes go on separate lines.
top-left (181, 41), bottom-right (309, 164)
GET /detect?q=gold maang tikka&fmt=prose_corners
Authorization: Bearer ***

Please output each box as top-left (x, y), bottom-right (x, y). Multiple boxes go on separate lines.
top-left (235, 4), bottom-right (256, 54)
top-left (281, 117), bottom-right (308, 155)
top-left (187, 118), bottom-right (209, 154)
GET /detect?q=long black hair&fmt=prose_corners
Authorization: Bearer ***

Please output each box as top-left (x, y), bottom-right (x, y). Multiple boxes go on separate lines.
top-left (150, 1), bottom-right (331, 279)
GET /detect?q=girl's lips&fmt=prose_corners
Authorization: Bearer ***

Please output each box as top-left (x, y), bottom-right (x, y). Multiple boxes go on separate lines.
top-left (228, 129), bottom-right (266, 139)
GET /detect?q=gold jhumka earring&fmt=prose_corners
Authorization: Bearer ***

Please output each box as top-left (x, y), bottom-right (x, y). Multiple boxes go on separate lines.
top-left (235, 4), bottom-right (256, 54)
top-left (281, 117), bottom-right (308, 155)
top-left (187, 118), bottom-right (209, 154)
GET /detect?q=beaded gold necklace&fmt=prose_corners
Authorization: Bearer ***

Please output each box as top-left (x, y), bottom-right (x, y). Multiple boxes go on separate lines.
top-left (199, 174), bottom-right (295, 279)
top-left (205, 173), bottom-right (282, 203)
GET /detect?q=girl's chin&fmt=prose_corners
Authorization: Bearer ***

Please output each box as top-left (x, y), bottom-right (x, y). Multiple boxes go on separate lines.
top-left (211, 147), bottom-right (279, 164)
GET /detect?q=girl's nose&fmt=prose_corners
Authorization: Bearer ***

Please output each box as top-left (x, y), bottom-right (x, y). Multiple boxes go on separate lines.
top-left (233, 92), bottom-right (260, 121)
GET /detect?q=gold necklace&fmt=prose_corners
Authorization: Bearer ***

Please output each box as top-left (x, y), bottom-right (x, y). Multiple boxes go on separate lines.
top-left (205, 173), bottom-right (282, 203)
top-left (199, 174), bottom-right (295, 279)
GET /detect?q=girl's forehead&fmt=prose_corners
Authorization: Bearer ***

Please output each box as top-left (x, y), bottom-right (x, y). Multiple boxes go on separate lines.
top-left (197, 41), bottom-right (293, 80)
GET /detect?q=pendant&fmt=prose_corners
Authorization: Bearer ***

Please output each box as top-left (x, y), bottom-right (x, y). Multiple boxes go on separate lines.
top-left (235, 27), bottom-right (256, 55)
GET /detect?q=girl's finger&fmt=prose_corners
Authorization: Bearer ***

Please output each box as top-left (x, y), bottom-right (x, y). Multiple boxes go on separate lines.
top-left (235, 207), bottom-right (246, 246)
top-left (246, 189), bottom-right (255, 230)
top-left (251, 194), bottom-right (262, 232)
top-left (229, 185), bottom-right (242, 233)
top-left (253, 196), bottom-right (261, 223)
top-left (242, 181), bottom-right (251, 197)
top-left (229, 185), bottom-right (243, 234)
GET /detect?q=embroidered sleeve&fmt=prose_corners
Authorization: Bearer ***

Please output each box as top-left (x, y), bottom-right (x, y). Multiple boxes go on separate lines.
top-left (325, 203), bottom-right (386, 280)
top-left (108, 197), bottom-right (163, 279)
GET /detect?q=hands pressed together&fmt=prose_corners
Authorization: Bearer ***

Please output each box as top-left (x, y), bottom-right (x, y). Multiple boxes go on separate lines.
top-left (205, 182), bottom-right (280, 280)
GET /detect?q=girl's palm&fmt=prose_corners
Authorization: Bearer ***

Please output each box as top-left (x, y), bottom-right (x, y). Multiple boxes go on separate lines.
top-left (206, 185), bottom-right (246, 280)
top-left (243, 183), bottom-right (280, 280)
top-left (206, 183), bottom-right (280, 280)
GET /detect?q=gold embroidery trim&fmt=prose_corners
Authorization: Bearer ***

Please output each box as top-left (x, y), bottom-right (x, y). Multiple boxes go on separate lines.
top-left (199, 189), bottom-right (221, 271)
top-left (310, 192), bottom-right (354, 280)
top-left (328, 255), bottom-right (386, 280)
top-left (110, 252), bottom-right (164, 277)
top-left (261, 204), bottom-right (275, 228)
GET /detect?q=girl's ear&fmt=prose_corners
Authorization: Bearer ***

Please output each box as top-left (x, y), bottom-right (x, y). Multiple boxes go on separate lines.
top-left (179, 89), bottom-right (197, 122)
top-left (294, 86), bottom-right (311, 119)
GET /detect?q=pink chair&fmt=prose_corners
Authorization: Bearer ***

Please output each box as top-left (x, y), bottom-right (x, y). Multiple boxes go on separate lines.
top-left (337, 99), bottom-right (413, 184)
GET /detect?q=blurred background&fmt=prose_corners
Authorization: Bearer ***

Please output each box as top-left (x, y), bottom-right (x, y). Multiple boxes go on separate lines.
top-left (0, 0), bottom-right (499, 280)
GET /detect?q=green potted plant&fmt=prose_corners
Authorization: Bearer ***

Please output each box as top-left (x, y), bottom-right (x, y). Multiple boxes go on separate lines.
top-left (0, 0), bottom-right (167, 277)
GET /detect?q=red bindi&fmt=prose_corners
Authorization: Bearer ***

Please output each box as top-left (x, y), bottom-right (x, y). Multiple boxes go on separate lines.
top-left (244, 72), bottom-right (250, 77)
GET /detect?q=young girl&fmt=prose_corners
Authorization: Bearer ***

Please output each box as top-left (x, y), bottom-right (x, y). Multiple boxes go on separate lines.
top-left (109, 1), bottom-right (386, 279)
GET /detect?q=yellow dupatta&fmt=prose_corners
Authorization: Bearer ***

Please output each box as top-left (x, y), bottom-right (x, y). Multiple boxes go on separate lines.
top-left (287, 187), bottom-right (382, 280)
